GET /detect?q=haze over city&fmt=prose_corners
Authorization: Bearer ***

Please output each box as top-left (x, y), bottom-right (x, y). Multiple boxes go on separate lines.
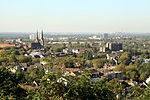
top-left (0, 0), bottom-right (150, 32)
top-left (1, 0), bottom-right (150, 100)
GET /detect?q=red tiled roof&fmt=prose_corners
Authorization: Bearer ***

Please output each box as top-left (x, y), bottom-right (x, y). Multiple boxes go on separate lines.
top-left (66, 68), bottom-right (80, 72)
top-left (0, 44), bottom-right (16, 47)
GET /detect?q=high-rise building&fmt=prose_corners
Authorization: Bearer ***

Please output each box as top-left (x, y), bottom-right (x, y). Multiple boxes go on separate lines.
top-left (106, 43), bottom-right (122, 51)
top-left (29, 34), bottom-right (36, 40)
top-left (103, 33), bottom-right (108, 39)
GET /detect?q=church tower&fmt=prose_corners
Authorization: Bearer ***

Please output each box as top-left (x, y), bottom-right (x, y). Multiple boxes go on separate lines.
top-left (36, 30), bottom-right (39, 43)
top-left (41, 30), bottom-right (44, 46)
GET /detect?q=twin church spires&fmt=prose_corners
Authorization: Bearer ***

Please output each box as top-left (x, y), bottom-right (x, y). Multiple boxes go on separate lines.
top-left (36, 30), bottom-right (44, 46)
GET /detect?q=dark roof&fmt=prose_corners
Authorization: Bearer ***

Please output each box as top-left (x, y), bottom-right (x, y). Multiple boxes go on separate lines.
top-left (31, 43), bottom-right (43, 49)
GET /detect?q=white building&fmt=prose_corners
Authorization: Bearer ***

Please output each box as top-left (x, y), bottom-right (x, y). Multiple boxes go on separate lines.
top-left (146, 76), bottom-right (150, 84)
top-left (29, 34), bottom-right (36, 40)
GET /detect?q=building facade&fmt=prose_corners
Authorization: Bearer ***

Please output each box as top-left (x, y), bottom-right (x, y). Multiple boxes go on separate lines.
top-left (106, 43), bottom-right (122, 51)
top-left (30, 30), bottom-right (45, 49)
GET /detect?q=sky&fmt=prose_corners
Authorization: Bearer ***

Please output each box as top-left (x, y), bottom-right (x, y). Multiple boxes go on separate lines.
top-left (0, 0), bottom-right (150, 32)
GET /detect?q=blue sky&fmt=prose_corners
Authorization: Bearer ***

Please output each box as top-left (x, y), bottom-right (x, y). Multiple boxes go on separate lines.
top-left (0, 0), bottom-right (150, 32)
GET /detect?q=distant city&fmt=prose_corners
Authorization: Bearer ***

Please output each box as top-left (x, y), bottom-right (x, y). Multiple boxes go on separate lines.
top-left (1, 32), bottom-right (150, 40)
top-left (1, 0), bottom-right (150, 99)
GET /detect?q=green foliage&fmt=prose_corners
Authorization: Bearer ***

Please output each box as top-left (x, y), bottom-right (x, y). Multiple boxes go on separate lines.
top-left (9, 55), bottom-right (18, 63)
top-left (92, 58), bottom-right (109, 68)
top-left (0, 41), bottom-right (150, 99)
top-left (24, 67), bottom-right (45, 85)
top-left (78, 51), bottom-right (93, 60)
top-left (10, 50), bottom-right (20, 55)
top-left (124, 87), bottom-right (150, 100)
top-left (0, 57), bottom-right (8, 65)
top-left (138, 62), bottom-right (150, 81)
top-left (40, 70), bottom-right (115, 100)
top-left (125, 65), bottom-right (139, 81)
top-left (105, 79), bottom-right (126, 99)
top-left (42, 56), bottom-right (86, 68)
top-left (32, 58), bottom-right (40, 64)
top-left (118, 52), bottom-right (131, 65)
top-left (0, 68), bottom-right (27, 99)
top-left (17, 55), bottom-right (32, 63)
top-left (136, 88), bottom-right (150, 100)
top-left (51, 44), bottom-right (66, 52)
top-left (26, 89), bottom-right (47, 100)
top-left (115, 64), bottom-right (139, 81)
top-left (83, 51), bottom-right (93, 60)
top-left (114, 64), bottom-right (126, 72)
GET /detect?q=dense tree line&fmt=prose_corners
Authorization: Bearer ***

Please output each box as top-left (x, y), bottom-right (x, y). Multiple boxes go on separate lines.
top-left (0, 43), bottom-right (150, 99)
top-left (0, 68), bottom-right (149, 100)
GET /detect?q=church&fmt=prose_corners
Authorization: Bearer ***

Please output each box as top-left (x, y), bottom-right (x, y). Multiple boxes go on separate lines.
top-left (30, 30), bottom-right (44, 49)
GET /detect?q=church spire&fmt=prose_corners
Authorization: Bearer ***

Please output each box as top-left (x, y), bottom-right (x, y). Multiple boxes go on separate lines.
top-left (36, 30), bottom-right (39, 43)
top-left (41, 30), bottom-right (44, 46)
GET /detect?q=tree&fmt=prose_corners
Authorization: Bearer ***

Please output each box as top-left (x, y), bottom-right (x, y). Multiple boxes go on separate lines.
top-left (40, 70), bottom-right (115, 100)
top-left (83, 51), bottom-right (93, 60)
top-left (124, 87), bottom-right (150, 100)
top-left (51, 44), bottom-right (66, 52)
top-left (105, 79), bottom-right (125, 99)
top-left (0, 57), bottom-right (8, 65)
top-left (138, 62), bottom-right (150, 81)
top-left (125, 65), bottom-right (139, 81)
top-left (136, 88), bottom-right (150, 100)
top-left (11, 50), bottom-right (20, 55)
top-left (0, 68), bottom-right (27, 99)
top-left (24, 67), bottom-right (45, 85)
top-left (118, 52), bottom-right (131, 65)
top-left (92, 58), bottom-right (109, 68)
top-left (114, 64), bottom-right (126, 72)
top-left (17, 55), bottom-right (32, 63)
top-left (9, 55), bottom-right (18, 63)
